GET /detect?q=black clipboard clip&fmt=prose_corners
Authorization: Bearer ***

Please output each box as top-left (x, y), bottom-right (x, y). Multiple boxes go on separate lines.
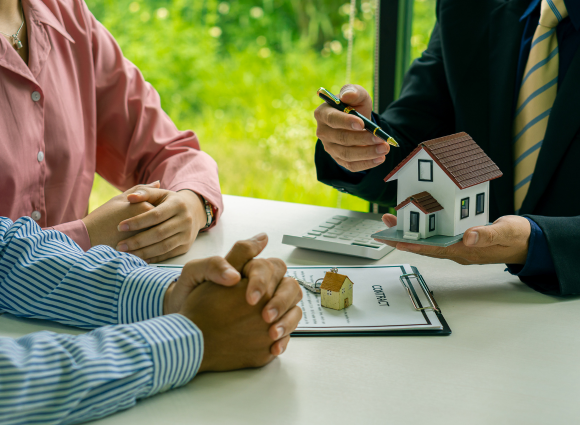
top-left (399, 272), bottom-right (440, 313)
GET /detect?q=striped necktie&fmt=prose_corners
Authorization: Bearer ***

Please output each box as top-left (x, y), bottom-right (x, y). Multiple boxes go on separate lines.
top-left (513, 0), bottom-right (568, 213)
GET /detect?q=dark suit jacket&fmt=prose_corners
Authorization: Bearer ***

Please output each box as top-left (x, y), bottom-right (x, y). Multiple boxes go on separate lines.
top-left (315, 0), bottom-right (580, 295)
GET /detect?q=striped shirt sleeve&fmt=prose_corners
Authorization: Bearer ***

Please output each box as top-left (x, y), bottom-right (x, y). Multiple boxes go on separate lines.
top-left (0, 217), bottom-right (181, 328)
top-left (0, 314), bottom-right (203, 425)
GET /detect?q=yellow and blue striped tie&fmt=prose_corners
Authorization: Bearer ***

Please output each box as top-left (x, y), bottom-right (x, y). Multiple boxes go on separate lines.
top-left (513, 0), bottom-right (568, 213)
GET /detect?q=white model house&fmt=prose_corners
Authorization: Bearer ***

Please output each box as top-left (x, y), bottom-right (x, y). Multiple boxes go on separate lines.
top-left (383, 132), bottom-right (503, 240)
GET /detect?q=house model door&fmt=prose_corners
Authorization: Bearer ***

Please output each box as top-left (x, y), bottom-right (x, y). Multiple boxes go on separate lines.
top-left (344, 298), bottom-right (349, 308)
top-left (409, 212), bottom-right (419, 233)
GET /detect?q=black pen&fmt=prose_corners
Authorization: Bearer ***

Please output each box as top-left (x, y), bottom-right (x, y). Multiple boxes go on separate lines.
top-left (317, 87), bottom-right (399, 147)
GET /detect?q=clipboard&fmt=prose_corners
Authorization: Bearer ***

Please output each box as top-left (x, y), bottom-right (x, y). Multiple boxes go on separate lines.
top-left (289, 265), bottom-right (451, 337)
top-left (151, 263), bottom-right (451, 337)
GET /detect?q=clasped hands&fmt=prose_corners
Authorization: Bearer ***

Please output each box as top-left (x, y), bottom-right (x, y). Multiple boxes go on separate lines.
top-left (83, 181), bottom-right (206, 263)
top-left (165, 233), bottom-right (302, 372)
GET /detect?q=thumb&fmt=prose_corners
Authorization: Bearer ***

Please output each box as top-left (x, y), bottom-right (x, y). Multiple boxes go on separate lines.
top-left (463, 224), bottom-right (504, 247)
top-left (165, 256), bottom-right (241, 314)
top-left (339, 84), bottom-right (373, 118)
top-left (382, 213), bottom-right (397, 228)
top-left (126, 186), bottom-right (167, 205)
top-left (225, 233), bottom-right (269, 272)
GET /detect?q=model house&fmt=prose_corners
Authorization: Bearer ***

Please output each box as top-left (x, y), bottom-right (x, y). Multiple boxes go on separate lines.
top-left (383, 132), bottom-right (502, 240)
top-left (320, 270), bottom-right (354, 310)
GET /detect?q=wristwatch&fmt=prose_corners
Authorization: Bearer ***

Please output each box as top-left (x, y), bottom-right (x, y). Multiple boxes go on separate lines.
top-left (200, 196), bottom-right (214, 230)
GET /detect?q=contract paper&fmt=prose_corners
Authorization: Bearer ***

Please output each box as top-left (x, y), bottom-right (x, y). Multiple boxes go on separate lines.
top-left (287, 265), bottom-right (443, 333)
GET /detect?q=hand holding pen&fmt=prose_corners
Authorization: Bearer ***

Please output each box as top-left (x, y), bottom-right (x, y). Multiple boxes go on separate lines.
top-left (314, 85), bottom-right (398, 173)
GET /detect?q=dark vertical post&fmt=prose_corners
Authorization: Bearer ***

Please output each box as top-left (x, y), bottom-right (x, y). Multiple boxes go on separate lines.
top-left (371, 0), bottom-right (414, 213)
top-left (373, 0), bottom-right (414, 114)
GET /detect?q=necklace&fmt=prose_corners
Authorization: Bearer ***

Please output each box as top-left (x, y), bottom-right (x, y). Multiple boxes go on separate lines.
top-left (0, 2), bottom-right (24, 50)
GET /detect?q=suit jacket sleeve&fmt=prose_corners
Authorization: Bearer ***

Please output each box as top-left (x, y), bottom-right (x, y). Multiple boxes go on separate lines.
top-left (522, 215), bottom-right (580, 296)
top-left (315, 19), bottom-right (456, 206)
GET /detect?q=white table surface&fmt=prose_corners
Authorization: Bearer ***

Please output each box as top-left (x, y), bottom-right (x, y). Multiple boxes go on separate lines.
top-left (3, 195), bottom-right (580, 425)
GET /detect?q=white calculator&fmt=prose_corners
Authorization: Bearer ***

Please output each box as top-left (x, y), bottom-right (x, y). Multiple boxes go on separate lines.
top-left (282, 215), bottom-right (394, 260)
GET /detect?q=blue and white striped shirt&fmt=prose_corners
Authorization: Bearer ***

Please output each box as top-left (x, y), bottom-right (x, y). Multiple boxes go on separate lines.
top-left (0, 217), bottom-right (204, 424)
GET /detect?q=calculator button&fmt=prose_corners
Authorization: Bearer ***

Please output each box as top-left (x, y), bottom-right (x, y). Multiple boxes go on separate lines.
top-left (322, 234), bottom-right (337, 238)
top-left (319, 223), bottom-right (335, 229)
top-left (313, 227), bottom-right (328, 233)
top-left (339, 236), bottom-right (352, 240)
top-left (302, 235), bottom-right (316, 239)
top-left (333, 215), bottom-right (348, 220)
top-left (326, 219), bottom-right (342, 224)
top-left (327, 230), bottom-right (343, 235)
top-left (308, 231), bottom-right (322, 236)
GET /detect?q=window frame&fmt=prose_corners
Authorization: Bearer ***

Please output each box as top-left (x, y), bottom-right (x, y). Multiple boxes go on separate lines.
top-left (429, 214), bottom-right (436, 231)
top-left (460, 197), bottom-right (470, 219)
top-left (418, 159), bottom-right (434, 182)
top-left (476, 193), bottom-right (485, 215)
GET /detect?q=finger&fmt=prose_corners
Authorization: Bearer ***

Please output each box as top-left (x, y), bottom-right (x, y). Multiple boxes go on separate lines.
top-left (396, 241), bottom-right (469, 260)
top-left (262, 276), bottom-right (301, 323)
top-left (179, 256), bottom-right (241, 289)
top-left (323, 140), bottom-right (389, 162)
top-left (339, 84), bottom-right (372, 108)
top-left (125, 182), bottom-right (162, 202)
top-left (334, 155), bottom-right (385, 172)
top-left (381, 213), bottom-right (397, 228)
top-left (243, 258), bottom-right (287, 306)
top-left (118, 198), bottom-right (175, 232)
top-left (269, 305), bottom-right (302, 341)
top-left (225, 233), bottom-right (268, 272)
top-left (317, 123), bottom-right (379, 147)
top-left (117, 217), bottom-right (185, 252)
top-left (126, 187), bottom-right (169, 206)
top-left (315, 103), bottom-right (365, 131)
top-left (146, 245), bottom-right (189, 265)
top-left (125, 181), bottom-right (161, 194)
top-left (128, 233), bottom-right (183, 261)
top-left (270, 335), bottom-right (290, 356)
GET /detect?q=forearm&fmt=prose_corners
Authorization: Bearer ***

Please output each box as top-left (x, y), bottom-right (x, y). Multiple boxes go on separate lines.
top-left (0, 217), bottom-right (180, 329)
top-left (0, 314), bottom-right (202, 425)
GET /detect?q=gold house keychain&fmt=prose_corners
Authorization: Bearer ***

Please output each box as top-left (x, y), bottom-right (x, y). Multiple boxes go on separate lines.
top-left (296, 268), bottom-right (355, 310)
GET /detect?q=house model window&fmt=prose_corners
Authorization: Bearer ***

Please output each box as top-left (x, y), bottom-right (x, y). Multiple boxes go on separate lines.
top-left (476, 193), bottom-right (485, 215)
top-left (429, 214), bottom-right (436, 231)
top-left (461, 198), bottom-right (469, 219)
top-left (418, 160), bottom-right (433, 182)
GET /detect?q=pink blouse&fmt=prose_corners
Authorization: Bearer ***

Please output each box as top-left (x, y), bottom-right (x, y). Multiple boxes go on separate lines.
top-left (0, 0), bottom-right (223, 251)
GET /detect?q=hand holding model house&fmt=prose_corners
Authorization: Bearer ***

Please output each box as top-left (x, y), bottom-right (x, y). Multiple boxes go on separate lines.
top-left (373, 133), bottom-right (532, 265)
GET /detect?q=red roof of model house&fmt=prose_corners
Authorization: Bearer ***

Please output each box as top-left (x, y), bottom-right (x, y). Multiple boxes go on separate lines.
top-left (395, 191), bottom-right (444, 214)
top-left (384, 132), bottom-right (503, 189)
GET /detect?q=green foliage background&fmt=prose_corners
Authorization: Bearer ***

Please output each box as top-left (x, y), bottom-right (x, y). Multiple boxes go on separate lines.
top-left (87, 0), bottom-right (436, 212)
